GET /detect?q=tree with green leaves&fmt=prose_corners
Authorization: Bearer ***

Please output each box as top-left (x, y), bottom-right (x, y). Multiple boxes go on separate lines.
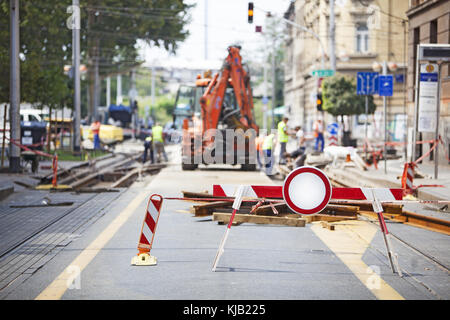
top-left (322, 75), bottom-right (376, 117)
top-left (82, 0), bottom-right (192, 118)
top-left (0, 0), bottom-right (192, 119)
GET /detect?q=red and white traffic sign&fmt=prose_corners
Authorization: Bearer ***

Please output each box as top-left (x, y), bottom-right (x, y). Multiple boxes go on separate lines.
top-left (282, 166), bottom-right (332, 215)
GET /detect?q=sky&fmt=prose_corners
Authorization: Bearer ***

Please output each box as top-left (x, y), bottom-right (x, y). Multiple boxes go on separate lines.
top-left (140, 0), bottom-right (293, 69)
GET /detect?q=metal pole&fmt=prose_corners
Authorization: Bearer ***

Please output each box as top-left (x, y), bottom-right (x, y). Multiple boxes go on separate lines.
top-left (93, 39), bottom-right (100, 120)
top-left (1, 105), bottom-right (7, 168)
top-left (9, 0), bottom-right (20, 173)
top-left (263, 63), bottom-right (267, 131)
top-left (204, 0), bottom-right (208, 60)
top-left (329, 0), bottom-right (336, 72)
top-left (383, 61), bottom-right (387, 174)
top-left (435, 63), bottom-right (442, 179)
top-left (106, 76), bottom-right (111, 108)
top-left (130, 69), bottom-right (136, 140)
top-left (116, 74), bottom-right (122, 105)
top-left (384, 95), bottom-right (387, 174)
top-left (73, 0), bottom-right (81, 153)
top-left (412, 46), bottom-right (421, 163)
top-left (271, 38), bottom-right (276, 129)
top-left (365, 96), bottom-right (368, 161)
top-left (402, 22), bottom-right (408, 162)
top-left (151, 65), bottom-right (155, 108)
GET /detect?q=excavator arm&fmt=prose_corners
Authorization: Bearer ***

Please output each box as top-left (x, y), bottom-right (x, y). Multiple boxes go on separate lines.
top-left (200, 46), bottom-right (259, 134)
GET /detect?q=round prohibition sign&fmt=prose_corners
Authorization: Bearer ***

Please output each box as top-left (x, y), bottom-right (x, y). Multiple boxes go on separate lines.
top-left (282, 166), bottom-right (332, 215)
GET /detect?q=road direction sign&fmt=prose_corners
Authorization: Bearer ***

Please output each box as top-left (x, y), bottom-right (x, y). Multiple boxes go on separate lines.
top-left (312, 69), bottom-right (335, 77)
top-left (282, 166), bottom-right (332, 215)
top-left (378, 75), bottom-right (393, 96)
top-left (357, 72), bottom-right (379, 95)
top-left (327, 122), bottom-right (339, 135)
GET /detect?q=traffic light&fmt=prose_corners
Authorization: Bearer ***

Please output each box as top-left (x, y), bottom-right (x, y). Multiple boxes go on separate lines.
top-left (316, 92), bottom-right (323, 111)
top-left (248, 2), bottom-right (254, 24)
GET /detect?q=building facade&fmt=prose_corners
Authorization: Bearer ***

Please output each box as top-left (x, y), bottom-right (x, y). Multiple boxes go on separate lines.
top-left (284, 0), bottom-right (409, 144)
top-left (406, 0), bottom-right (450, 164)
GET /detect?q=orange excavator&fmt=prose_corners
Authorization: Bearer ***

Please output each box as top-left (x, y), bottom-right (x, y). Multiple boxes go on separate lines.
top-left (180, 45), bottom-right (259, 171)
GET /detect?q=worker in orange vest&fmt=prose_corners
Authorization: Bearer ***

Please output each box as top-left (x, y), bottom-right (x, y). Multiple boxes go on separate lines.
top-left (255, 134), bottom-right (264, 169)
top-left (90, 119), bottom-right (101, 150)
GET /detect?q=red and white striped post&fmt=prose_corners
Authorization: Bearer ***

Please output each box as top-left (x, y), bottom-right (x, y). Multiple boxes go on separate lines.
top-left (212, 185), bottom-right (248, 272)
top-left (52, 154), bottom-right (58, 187)
top-left (368, 190), bottom-right (402, 276)
top-left (131, 194), bottom-right (163, 266)
top-left (328, 135), bottom-right (338, 146)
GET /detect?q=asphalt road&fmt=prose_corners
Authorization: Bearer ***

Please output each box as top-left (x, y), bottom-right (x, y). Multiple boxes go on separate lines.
top-left (2, 156), bottom-right (449, 301)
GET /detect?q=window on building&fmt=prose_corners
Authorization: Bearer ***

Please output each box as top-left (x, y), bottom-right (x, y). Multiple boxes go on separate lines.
top-left (355, 22), bottom-right (369, 53)
top-left (430, 19), bottom-right (437, 43)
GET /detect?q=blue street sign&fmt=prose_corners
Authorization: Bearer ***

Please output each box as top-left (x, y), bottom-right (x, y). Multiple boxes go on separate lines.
top-left (420, 73), bottom-right (438, 82)
top-left (395, 74), bottom-right (404, 83)
top-left (327, 122), bottom-right (339, 135)
top-left (378, 75), bottom-right (393, 97)
top-left (356, 72), bottom-right (379, 95)
top-left (262, 96), bottom-right (269, 104)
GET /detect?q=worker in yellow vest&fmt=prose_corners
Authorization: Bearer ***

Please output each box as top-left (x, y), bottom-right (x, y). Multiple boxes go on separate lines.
top-left (277, 116), bottom-right (289, 165)
top-left (152, 123), bottom-right (168, 162)
top-left (262, 132), bottom-right (276, 176)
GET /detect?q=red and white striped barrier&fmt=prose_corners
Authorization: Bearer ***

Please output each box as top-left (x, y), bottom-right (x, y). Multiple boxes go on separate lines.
top-left (131, 194), bottom-right (163, 266)
top-left (213, 185), bottom-right (403, 202)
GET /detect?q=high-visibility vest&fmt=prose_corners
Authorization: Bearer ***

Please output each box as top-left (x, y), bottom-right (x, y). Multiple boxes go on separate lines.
top-left (90, 121), bottom-right (100, 135)
top-left (278, 121), bottom-right (288, 143)
top-left (255, 136), bottom-right (264, 151)
top-left (152, 125), bottom-right (163, 142)
top-left (262, 134), bottom-right (274, 150)
top-left (145, 136), bottom-right (152, 142)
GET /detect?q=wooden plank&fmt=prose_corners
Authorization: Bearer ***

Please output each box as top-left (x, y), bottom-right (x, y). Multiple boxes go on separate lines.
top-left (110, 168), bottom-right (139, 188)
top-left (13, 180), bottom-right (35, 189)
top-left (324, 204), bottom-right (359, 214)
top-left (212, 212), bottom-right (306, 227)
top-left (358, 210), bottom-right (405, 222)
top-left (192, 201), bottom-right (233, 216)
top-left (254, 203), bottom-right (290, 215)
top-left (320, 221), bottom-right (335, 231)
top-left (182, 191), bottom-right (217, 199)
top-left (303, 214), bottom-right (358, 223)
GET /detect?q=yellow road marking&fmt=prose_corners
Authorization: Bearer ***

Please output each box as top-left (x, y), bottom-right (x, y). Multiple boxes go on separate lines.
top-left (176, 209), bottom-right (190, 214)
top-left (311, 220), bottom-right (404, 300)
top-left (35, 190), bottom-right (149, 300)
